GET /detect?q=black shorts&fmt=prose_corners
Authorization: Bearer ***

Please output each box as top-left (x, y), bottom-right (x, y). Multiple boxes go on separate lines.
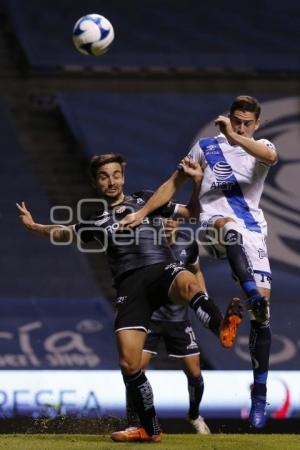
top-left (114, 262), bottom-right (188, 332)
top-left (144, 319), bottom-right (200, 358)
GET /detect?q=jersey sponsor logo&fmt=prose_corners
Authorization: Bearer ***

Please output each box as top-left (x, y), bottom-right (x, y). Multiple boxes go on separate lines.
top-left (211, 161), bottom-right (235, 190)
top-left (210, 181), bottom-right (235, 190)
top-left (213, 161), bottom-right (233, 181)
top-left (136, 197), bottom-right (145, 204)
top-left (94, 215), bottom-right (110, 226)
top-left (105, 222), bottom-right (120, 234)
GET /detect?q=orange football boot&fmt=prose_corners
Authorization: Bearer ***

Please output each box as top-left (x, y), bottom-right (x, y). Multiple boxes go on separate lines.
top-left (111, 426), bottom-right (162, 442)
top-left (219, 297), bottom-right (243, 348)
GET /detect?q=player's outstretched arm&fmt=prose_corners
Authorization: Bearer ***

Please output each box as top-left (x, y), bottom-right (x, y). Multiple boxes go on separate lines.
top-left (121, 169), bottom-right (188, 228)
top-left (16, 201), bottom-right (74, 243)
top-left (215, 115), bottom-right (278, 165)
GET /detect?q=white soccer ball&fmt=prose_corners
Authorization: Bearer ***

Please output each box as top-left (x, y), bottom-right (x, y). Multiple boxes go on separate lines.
top-left (72, 14), bottom-right (114, 56)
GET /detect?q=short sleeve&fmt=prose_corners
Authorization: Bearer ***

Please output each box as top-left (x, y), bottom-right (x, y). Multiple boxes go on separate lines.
top-left (73, 223), bottom-right (96, 243)
top-left (257, 139), bottom-right (278, 166)
top-left (132, 190), bottom-right (155, 204)
top-left (136, 190), bottom-right (179, 218)
top-left (257, 138), bottom-right (276, 151)
top-left (177, 141), bottom-right (204, 172)
top-left (155, 201), bottom-right (179, 218)
top-left (187, 141), bottom-right (205, 163)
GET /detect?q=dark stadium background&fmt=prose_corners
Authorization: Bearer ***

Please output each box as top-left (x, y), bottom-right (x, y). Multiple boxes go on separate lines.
top-left (0, 0), bottom-right (299, 433)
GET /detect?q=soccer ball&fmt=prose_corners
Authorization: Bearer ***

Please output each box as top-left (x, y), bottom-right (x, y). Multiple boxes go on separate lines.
top-left (72, 14), bottom-right (114, 56)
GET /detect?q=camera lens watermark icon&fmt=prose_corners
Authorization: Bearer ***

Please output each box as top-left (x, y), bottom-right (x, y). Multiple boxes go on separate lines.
top-left (49, 206), bottom-right (73, 246)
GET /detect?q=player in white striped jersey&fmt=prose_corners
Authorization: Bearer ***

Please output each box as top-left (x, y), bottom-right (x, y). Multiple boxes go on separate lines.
top-left (121, 96), bottom-right (279, 429)
top-left (189, 134), bottom-right (274, 236)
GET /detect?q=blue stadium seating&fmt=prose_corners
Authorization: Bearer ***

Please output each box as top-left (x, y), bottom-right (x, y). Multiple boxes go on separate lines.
top-left (0, 97), bottom-right (118, 368)
top-left (0, 97), bottom-right (102, 298)
top-left (3, 0), bottom-right (300, 71)
top-left (56, 92), bottom-right (234, 199)
top-left (0, 99), bottom-right (101, 297)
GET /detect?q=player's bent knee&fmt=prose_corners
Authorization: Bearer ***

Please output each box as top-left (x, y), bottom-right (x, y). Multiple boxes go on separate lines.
top-left (184, 363), bottom-right (201, 379)
top-left (187, 281), bottom-right (202, 300)
top-left (187, 369), bottom-right (202, 378)
top-left (119, 358), bottom-right (141, 375)
top-left (172, 272), bottom-right (200, 302)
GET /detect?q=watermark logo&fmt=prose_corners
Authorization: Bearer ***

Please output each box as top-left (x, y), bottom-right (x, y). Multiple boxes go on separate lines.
top-left (48, 198), bottom-right (243, 253)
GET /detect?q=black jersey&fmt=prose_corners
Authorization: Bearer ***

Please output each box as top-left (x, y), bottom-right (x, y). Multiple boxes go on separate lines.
top-left (151, 231), bottom-right (199, 322)
top-left (74, 191), bottom-right (178, 285)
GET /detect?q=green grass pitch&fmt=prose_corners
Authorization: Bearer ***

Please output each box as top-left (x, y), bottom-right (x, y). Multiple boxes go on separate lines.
top-left (0, 434), bottom-right (300, 450)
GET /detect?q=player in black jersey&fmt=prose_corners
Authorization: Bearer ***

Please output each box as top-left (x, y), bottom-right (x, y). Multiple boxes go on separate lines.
top-left (16, 153), bottom-right (242, 443)
top-left (123, 218), bottom-right (211, 435)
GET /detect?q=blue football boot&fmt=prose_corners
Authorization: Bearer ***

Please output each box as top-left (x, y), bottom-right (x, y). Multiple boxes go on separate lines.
top-left (249, 394), bottom-right (267, 428)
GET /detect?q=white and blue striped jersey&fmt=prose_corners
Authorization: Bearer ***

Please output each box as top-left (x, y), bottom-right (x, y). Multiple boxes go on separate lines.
top-left (188, 134), bottom-right (277, 236)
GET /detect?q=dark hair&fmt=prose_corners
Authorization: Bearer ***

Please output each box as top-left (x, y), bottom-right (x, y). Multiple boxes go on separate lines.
top-left (89, 153), bottom-right (126, 181)
top-left (230, 95), bottom-right (261, 120)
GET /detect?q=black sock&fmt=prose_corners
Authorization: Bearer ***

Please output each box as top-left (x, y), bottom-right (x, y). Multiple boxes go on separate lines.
top-left (187, 374), bottom-right (204, 420)
top-left (126, 387), bottom-right (140, 428)
top-left (224, 229), bottom-right (259, 298)
top-left (190, 292), bottom-right (223, 337)
top-left (122, 370), bottom-right (160, 436)
top-left (249, 320), bottom-right (271, 396)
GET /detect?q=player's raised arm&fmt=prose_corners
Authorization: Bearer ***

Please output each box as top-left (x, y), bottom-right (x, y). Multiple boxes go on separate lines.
top-left (215, 115), bottom-right (278, 165)
top-left (16, 201), bottom-right (74, 243)
top-left (173, 157), bottom-right (203, 220)
top-left (121, 169), bottom-right (189, 228)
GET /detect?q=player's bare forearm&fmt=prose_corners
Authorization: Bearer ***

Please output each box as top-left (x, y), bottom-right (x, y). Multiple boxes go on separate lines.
top-left (228, 133), bottom-right (278, 165)
top-left (175, 158), bottom-right (202, 220)
top-left (186, 176), bottom-right (202, 219)
top-left (215, 115), bottom-right (278, 165)
top-left (121, 170), bottom-right (187, 227)
top-left (16, 201), bottom-right (73, 243)
top-left (30, 223), bottom-right (73, 242)
top-left (146, 170), bottom-right (187, 214)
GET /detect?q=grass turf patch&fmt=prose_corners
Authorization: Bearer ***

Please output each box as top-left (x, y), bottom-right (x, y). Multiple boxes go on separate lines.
top-left (0, 434), bottom-right (300, 450)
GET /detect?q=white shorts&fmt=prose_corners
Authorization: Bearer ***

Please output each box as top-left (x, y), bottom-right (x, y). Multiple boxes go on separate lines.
top-left (198, 215), bottom-right (272, 289)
